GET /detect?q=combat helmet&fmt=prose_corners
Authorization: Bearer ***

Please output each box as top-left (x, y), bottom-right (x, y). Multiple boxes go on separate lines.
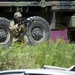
top-left (14, 12), bottom-right (22, 19)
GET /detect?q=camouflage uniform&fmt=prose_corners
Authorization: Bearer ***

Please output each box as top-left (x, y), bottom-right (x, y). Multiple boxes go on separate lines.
top-left (10, 12), bottom-right (28, 44)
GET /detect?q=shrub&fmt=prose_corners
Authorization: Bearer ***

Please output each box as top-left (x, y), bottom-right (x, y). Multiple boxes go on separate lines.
top-left (0, 40), bottom-right (75, 70)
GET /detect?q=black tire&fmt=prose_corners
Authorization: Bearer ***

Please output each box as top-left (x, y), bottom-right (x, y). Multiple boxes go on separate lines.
top-left (27, 16), bottom-right (50, 45)
top-left (0, 17), bottom-right (12, 48)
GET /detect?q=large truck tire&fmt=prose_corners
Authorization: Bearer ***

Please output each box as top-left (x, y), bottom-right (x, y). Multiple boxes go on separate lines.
top-left (27, 16), bottom-right (50, 45)
top-left (0, 18), bottom-right (12, 48)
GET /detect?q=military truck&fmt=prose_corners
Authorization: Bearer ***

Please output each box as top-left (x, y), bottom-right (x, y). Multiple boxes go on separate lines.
top-left (0, 0), bottom-right (75, 47)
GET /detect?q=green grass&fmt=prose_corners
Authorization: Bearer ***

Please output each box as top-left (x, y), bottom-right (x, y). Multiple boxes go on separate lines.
top-left (0, 39), bottom-right (75, 70)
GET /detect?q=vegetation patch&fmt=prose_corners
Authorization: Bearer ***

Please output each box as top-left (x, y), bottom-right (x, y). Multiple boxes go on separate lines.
top-left (0, 40), bottom-right (75, 70)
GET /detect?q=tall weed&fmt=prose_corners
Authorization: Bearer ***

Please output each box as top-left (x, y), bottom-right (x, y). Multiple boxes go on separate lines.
top-left (0, 40), bottom-right (75, 70)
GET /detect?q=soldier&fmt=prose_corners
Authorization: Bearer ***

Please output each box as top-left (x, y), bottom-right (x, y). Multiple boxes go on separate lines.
top-left (14, 12), bottom-right (28, 32)
top-left (10, 12), bottom-right (28, 44)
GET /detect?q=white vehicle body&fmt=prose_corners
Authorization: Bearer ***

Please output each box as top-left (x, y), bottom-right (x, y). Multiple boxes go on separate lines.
top-left (0, 69), bottom-right (75, 75)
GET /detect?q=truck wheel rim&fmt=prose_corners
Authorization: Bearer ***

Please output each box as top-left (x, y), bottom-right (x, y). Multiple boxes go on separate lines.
top-left (31, 26), bottom-right (45, 41)
top-left (0, 26), bottom-right (11, 45)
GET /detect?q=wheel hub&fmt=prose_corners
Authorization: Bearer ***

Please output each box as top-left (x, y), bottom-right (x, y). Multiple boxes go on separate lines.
top-left (0, 29), bottom-right (7, 43)
top-left (32, 28), bottom-right (44, 41)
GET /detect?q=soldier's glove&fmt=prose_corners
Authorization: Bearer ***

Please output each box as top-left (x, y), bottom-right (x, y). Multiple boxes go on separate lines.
top-left (23, 19), bottom-right (31, 26)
